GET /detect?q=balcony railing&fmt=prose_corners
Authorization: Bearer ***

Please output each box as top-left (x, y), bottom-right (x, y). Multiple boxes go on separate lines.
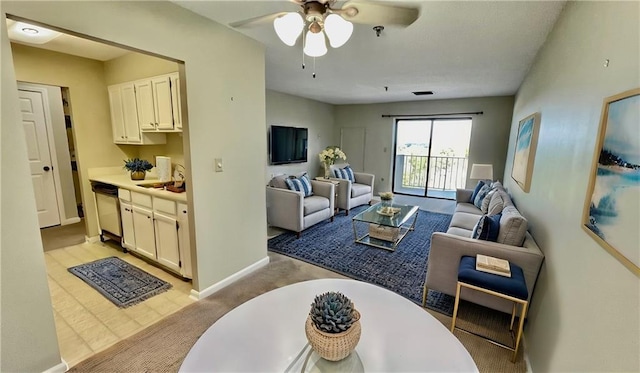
top-left (394, 155), bottom-right (468, 192)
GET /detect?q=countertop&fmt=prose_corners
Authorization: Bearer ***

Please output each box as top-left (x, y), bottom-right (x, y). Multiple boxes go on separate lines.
top-left (90, 174), bottom-right (187, 202)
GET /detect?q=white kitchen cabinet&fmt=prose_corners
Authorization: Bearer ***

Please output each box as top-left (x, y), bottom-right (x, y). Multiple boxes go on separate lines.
top-left (120, 201), bottom-right (136, 251)
top-left (177, 202), bottom-right (192, 278)
top-left (170, 73), bottom-right (182, 130)
top-left (132, 205), bottom-right (157, 260)
top-left (108, 83), bottom-right (165, 145)
top-left (154, 211), bottom-right (181, 273)
top-left (136, 76), bottom-right (174, 131)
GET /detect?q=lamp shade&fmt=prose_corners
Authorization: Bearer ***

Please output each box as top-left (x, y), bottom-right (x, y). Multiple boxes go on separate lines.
top-left (470, 164), bottom-right (493, 180)
top-left (303, 30), bottom-right (327, 57)
top-left (323, 14), bottom-right (353, 48)
top-left (273, 12), bottom-right (304, 46)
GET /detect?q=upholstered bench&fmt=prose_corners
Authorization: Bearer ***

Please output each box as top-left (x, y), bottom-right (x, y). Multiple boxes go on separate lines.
top-left (451, 256), bottom-right (529, 362)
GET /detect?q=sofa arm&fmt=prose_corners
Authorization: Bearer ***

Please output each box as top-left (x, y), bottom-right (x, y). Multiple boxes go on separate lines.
top-left (330, 177), bottom-right (351, 208)
top-left (266, 186), bottom-right (304, 232)
top-left (311, 180), bottom-right (335, 213)
top-left (354, 172), bottom-right (375, 188)
top-left (426, 232), bottom-right (544, 305)
top-left (456, 188), bottom-right (474, 203)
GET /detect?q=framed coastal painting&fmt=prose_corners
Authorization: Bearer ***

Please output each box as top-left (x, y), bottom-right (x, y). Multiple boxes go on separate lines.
top-left (511, 112), bottom-right (541, 192)
top-left (582, 88), bottom-right (640, 276)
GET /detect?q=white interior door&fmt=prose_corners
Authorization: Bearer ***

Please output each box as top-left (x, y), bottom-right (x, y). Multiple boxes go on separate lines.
top-left (19, 89), bottom-right (61, 228)
top-left (340, 127), bottom-right (366, 171)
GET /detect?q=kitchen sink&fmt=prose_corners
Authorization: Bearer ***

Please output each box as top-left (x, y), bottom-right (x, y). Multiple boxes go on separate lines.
top-left (137, 182), bottom-right (170, 189)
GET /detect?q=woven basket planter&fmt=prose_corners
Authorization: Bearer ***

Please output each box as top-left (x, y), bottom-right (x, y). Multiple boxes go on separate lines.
top-left (305, 309), bottom-right (361, 361)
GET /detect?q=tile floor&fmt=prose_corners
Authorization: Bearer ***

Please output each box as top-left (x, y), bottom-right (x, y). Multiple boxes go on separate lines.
top-left (44, 241), bottom-right (194, 368)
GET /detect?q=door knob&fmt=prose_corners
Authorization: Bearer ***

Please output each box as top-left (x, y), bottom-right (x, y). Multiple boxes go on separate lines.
top-left (43, 166), bottom-right (51, 171)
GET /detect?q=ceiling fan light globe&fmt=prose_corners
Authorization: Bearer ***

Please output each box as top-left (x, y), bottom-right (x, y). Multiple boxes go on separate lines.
top-left (324, 14), bottom-right (353, 48)
top-left (303, 30), bottom-right (327, 57)
top-left (273, 12), bottom-right (304, 46)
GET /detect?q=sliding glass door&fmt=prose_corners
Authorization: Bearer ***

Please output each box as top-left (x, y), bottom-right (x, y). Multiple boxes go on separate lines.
top-left (392, 119), bottom-right (472, 199)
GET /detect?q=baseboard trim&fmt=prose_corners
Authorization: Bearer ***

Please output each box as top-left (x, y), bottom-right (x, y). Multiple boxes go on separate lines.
top-left (42, 360), bottom-right (67, 373)
top-left (523, 334), bottom-right (533, 372)
top-left (85, 235), bottom-right (100, 243)
top-left (61, 217), bottom-right (81, 225)
top-left (189, 256), bottom-right (270, 301)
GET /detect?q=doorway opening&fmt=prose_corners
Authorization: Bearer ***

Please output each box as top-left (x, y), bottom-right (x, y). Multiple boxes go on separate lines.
top-left (7, 16), bottom-right (194, 368)
top-left (392, 118), bottom-right (472, 199)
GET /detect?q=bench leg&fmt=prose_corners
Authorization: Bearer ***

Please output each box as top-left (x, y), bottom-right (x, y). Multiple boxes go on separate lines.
top-left (450, 282), bottom-right (462, 333)
top-left (512, 301), bottom-right (528, 362)
top-left (421, 285), bottom-right (428, 307)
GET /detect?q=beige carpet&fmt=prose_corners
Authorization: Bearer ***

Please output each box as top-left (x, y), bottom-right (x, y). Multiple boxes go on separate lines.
top-left (41, 220), bottom-right (86, 252)
top-left (69, 253), bottom-right (527, 372)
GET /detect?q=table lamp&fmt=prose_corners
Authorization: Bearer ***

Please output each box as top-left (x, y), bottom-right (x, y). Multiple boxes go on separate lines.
top-left (470, 164), bottom-right (493, 182)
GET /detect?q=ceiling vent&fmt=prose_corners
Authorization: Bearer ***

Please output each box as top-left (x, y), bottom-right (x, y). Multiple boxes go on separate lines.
top-left (412, 91), bottom-right (434, 96)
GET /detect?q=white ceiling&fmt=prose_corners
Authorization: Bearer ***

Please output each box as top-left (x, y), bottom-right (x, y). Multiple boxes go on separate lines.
top-left (6, 19), bottom-right (130, 61)
top-left (175, 0), bottom-right (566, 105)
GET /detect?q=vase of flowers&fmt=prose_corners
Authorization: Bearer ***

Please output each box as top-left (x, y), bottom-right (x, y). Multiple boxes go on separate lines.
top-left (124, 158), bottom-right (153, 180)
top-left (305, 291), bottom-right (361, 361)
top-left (318, 146), bottom-right (347, 179)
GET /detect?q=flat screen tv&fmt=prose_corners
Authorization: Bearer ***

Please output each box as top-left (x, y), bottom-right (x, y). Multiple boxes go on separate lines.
top-left (269, 125), bottom-right (308, 165)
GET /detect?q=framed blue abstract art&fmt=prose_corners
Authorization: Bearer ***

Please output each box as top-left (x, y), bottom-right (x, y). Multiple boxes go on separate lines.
top-left (511, 112), bottom-right (541, 192)
top-left (583, 88), bottom-right (640, 276)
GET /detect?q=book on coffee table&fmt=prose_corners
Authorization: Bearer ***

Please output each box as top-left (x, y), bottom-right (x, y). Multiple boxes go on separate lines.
top-left (476, 254), bottom-right (511, 277)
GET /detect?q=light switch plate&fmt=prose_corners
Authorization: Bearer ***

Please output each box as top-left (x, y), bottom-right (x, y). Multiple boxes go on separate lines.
top-left (214, 158), bottom-right (223, 172)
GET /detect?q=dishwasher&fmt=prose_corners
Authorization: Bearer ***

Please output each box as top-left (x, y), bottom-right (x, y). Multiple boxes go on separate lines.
top-left (91, 181), bottom-right (124, 249)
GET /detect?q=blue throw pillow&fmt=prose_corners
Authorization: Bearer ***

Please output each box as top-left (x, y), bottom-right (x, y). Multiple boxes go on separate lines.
top-left (473, 184), bottom-right (491, 209)
top-left (284, 173), bottom-right (313, 197)
top-left (470, 180), bottom-right (485, 202)
top-left (333, 165), bottom-right (355, 182)
top-left (472, 214), bottom-right (501, 242)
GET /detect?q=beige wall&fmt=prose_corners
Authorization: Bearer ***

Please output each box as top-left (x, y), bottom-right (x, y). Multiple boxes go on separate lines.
top-left (334, 96), bottom-right (514, 193)
top-left (11, 43), bottom-right (138, 237)
top-left (1, 1), bottom-right (266, 371)
top-left (266, 90), bottom-right (335, 182)
top-left (1, 17), bottom-right (62, 372)
top-left (504, 2), bottom-right (639, 371)
top-left (103, 51), bottom-right (179, 85)
top-left (139, 133), bottom-right (185, 168)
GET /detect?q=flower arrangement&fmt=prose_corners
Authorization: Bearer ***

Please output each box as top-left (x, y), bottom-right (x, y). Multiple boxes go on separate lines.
top-left (318, 146), bottom-right (347, 166)
top-left (379, 192), bottom-right (394, 201)
top-left (123, 158), bottom-right (153, 173)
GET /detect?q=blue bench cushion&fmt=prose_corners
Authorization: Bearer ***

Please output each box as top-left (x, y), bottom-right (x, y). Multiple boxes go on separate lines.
top-left (458, 256), bottom-right (528, 300)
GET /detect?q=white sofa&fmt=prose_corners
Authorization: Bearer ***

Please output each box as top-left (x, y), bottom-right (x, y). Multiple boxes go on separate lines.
top-left (424, 184), bottom-right (545, 314)
top-left (266, 174), bottom-right (335, 238)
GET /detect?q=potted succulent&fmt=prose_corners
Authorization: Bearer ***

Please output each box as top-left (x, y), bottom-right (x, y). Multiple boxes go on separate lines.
top-left (305, 291), bottom-right (361, 361)
top-left (123, 158), bottom-right (153, 180)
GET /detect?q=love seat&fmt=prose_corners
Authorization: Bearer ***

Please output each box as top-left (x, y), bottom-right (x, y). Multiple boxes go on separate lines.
top-left (266, 174), bottom-right (335, 238)
top-left (424, 182), bottom-right (545, 314)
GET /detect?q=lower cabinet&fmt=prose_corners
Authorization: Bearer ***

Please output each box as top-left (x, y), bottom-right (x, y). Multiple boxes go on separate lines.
top-left (119, 189), bottom-right (191, 279)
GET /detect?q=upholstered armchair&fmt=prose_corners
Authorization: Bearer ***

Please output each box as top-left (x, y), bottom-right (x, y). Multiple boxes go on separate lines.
top-left (329, 164), bottom-right (375, 215)
top-left (266, 175), bottom-right (335, 238)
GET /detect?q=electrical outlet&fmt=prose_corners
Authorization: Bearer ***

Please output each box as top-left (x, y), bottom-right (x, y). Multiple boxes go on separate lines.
top-left (215, 158), bottom-right (223, 172)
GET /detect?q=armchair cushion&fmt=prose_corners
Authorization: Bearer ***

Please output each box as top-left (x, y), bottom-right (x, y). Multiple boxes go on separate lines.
top-left (333, 165), bottom-right (355, 182)
top-left (304, 195), bottom-right (330, 215)
top-left (284, 174), bottom-right (313, 197)
top-left (351, 183), bottom-right (371, 198)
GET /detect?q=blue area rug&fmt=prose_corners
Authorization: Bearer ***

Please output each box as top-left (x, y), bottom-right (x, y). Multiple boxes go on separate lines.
top-left (268, 206), bottom-right (456, 315)
top-left (68, 256), bottom-right (172, 308)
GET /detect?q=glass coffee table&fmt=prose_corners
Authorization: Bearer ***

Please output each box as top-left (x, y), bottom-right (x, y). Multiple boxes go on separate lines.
top-left (352, 203), bottom-right (419, 251)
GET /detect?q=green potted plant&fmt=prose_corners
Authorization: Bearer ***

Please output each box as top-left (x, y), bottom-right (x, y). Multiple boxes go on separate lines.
top-left (123, 158), bottom-right (153, 180)
top-left (305, 291), bottom-right (361, 361)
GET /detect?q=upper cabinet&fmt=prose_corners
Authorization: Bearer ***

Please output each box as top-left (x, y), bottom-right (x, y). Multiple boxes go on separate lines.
top-left (108, 72), bottom-right (183, 145)
top-left (108, 83), bottom-right (164, 145)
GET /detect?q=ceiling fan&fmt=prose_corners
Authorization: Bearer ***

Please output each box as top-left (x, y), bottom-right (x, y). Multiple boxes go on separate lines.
top-left (229, 0), bottom-right (419, 58)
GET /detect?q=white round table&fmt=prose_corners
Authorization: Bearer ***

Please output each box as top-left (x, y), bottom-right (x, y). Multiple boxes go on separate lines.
top-left (180, 279), bottom-right (478, 372)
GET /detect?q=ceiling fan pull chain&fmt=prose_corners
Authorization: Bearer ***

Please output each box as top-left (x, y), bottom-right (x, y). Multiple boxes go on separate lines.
top-left (301, 32), bottom-right (306, 70)
top-left (313, 57), bottom-right (316, 79)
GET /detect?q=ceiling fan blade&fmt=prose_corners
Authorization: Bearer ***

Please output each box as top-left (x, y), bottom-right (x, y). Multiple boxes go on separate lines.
top-left (340, 1), bottom-right (419, 27)
top-left (229, 12), bottom-right (289, 28)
